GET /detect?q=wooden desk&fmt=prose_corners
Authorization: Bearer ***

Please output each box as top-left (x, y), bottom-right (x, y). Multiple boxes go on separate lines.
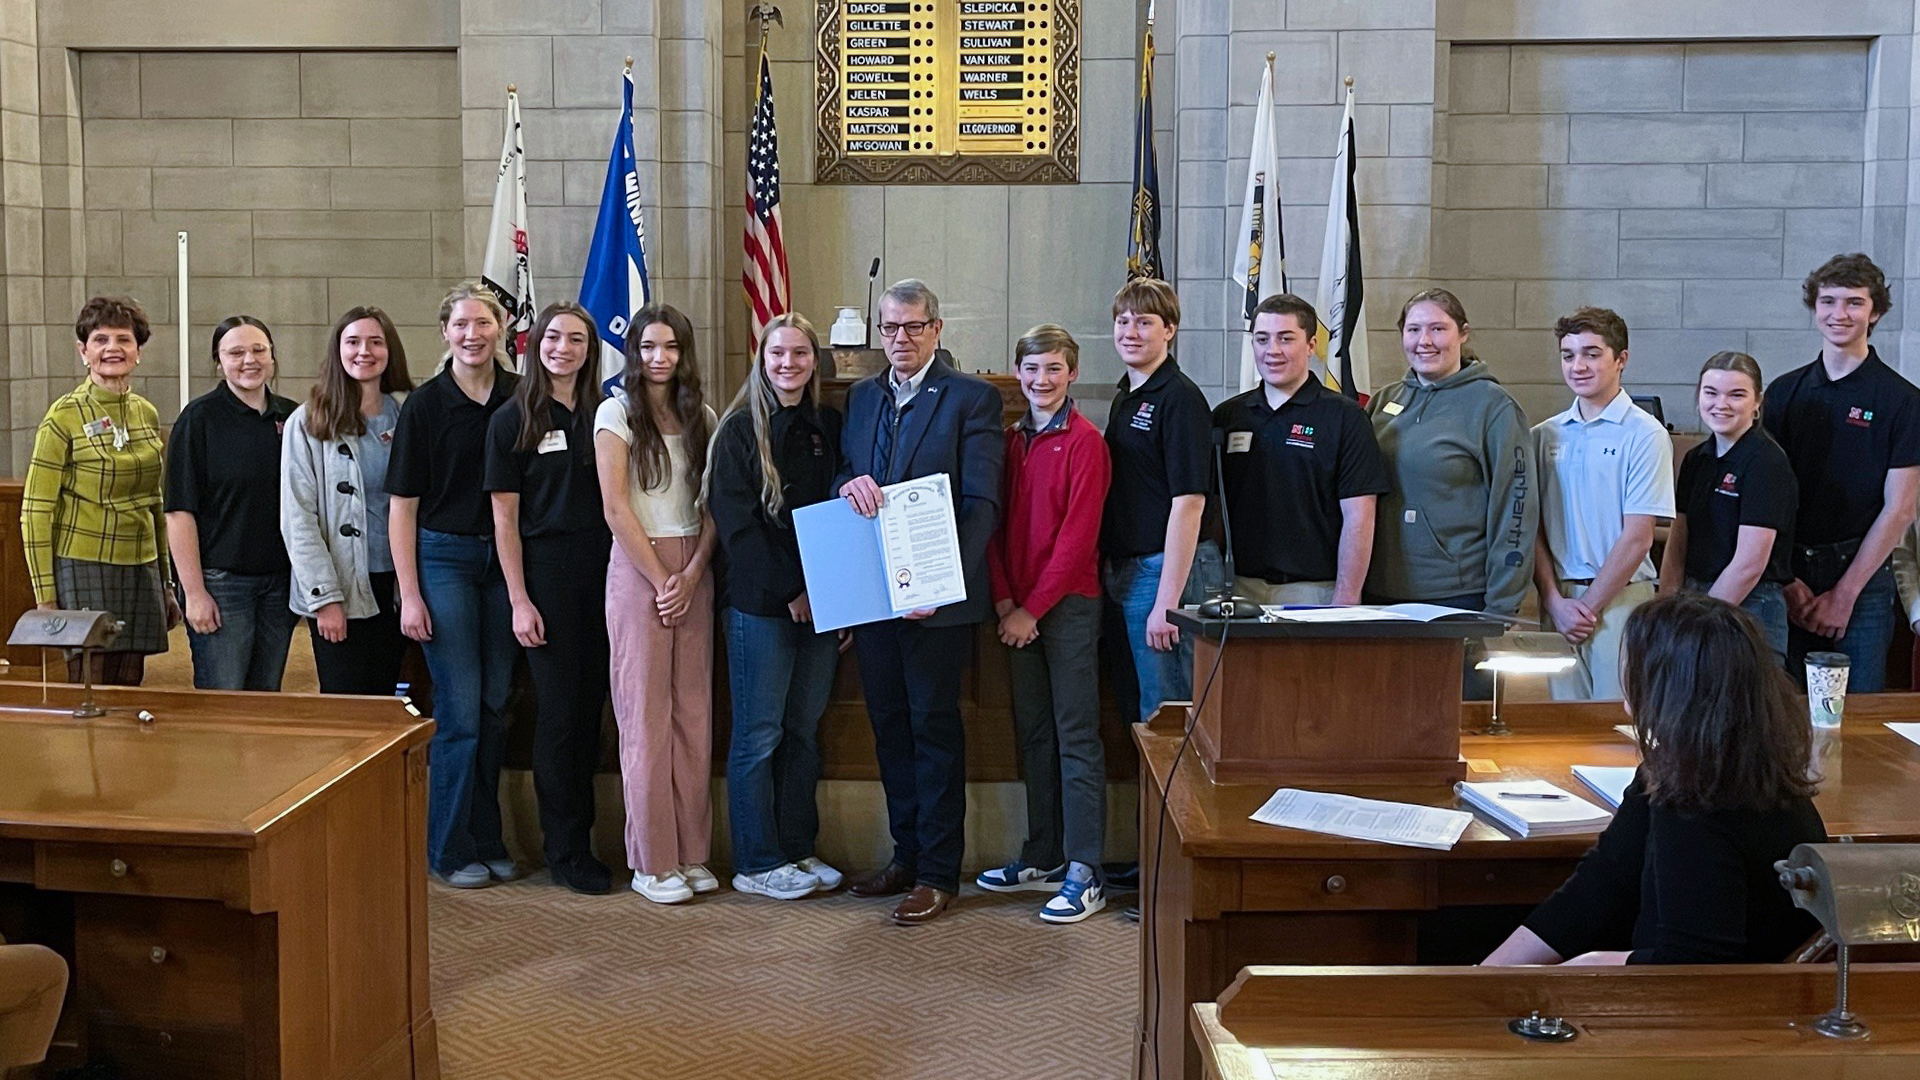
top-left (1192, 965), bottom-right (1920, 1079)
top-left (0, 684), bottom-right (437, 1080)
top-left (1137, 697), bottom-right (1920, 1080)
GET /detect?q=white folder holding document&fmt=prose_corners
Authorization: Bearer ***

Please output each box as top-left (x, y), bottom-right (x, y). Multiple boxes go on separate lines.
top-left (792, 472), bottom-right (968, 632)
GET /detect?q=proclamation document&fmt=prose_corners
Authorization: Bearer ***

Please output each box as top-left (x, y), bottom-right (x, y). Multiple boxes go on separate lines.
top-left (877, 473), bottom-right (967, 614)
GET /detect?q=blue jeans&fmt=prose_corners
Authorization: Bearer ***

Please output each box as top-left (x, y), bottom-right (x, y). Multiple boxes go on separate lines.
top-left (417, 529), bottom-right (519, 875)
top-left (1789, 561), bottom-right (1897, 693)
top-left (1686, 577), bottom-right (1788, 667)
top-left (183, 568), bottom-right (299, 690)
top-left (1104, 540), bottom-right (1223, 722)
top-left (724, 608), bottom-right (839, 876)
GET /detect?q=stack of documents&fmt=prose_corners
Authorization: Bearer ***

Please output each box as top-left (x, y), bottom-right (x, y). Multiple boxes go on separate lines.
top-left (1249, 788), bottom-right (1473, 851)
top-left (1888, 722), bottom-right (1920, 748)
top-left (1570, 765), bottom-right (1638, 810)
top-left (1453, 780), bottom-right (1611, 838)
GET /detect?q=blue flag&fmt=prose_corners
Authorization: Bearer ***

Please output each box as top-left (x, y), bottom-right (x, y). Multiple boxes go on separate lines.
top-left (582, 70), bottom-right (653, 396)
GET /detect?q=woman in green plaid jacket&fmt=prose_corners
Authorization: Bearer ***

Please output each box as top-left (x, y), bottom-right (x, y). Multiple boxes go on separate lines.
top-left (20, 296), bottom-right (181, 685)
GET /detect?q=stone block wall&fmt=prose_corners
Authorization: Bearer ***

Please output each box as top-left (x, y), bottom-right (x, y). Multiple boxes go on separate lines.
top-left (1436, 40), bottom-right (1887, 428)
top-left (1170, 0), bottom-right (1439, 404)
top-left (76, 50), bottom-right (461, 415)
top-left (459, 0), bottom-right (727, 397)
top-left (719, 0), bottom-right (1146, 404)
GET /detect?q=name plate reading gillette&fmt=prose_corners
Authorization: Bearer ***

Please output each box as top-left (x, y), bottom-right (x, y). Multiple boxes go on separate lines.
top-left (816, 0), bottom-right (1080, 184)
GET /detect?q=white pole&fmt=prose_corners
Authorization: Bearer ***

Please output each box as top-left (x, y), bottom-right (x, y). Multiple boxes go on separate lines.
top-left (176, 231), bottom-right (189, 416)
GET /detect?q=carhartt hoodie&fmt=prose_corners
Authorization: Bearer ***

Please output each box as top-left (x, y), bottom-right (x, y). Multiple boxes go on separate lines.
top-left (1364, 359), bottom-right (1538, 615)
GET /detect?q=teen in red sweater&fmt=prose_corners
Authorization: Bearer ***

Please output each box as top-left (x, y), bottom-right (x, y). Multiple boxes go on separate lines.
top-left (979, 324), bottom-right (1113, 923)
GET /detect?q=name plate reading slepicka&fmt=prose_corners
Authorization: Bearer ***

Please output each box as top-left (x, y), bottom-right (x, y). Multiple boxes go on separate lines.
top-left (816, 0), bottom-right (1080, 184)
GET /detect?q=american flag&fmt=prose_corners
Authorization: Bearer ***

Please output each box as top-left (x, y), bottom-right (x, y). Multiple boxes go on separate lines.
top-left (744, 47), bottom-right (790, 343)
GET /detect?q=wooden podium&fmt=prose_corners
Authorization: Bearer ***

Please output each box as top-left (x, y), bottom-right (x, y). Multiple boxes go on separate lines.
top-left (1170, 609), bottom-right (1507, 786)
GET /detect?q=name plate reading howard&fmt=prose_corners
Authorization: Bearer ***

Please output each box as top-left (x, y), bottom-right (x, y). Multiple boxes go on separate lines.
top-left (816, 0), bottom-right (1080, 184)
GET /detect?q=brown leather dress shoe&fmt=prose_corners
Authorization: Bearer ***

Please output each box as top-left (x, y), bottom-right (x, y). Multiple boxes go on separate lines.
top-left (889, 885), bottom-right (955, 925)
top-left (847, 862), bottom-right (915, 897)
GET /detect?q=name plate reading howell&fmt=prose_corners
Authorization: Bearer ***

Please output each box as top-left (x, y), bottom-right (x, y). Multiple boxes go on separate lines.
top-left (816, 0), bottom-right (1080, 184)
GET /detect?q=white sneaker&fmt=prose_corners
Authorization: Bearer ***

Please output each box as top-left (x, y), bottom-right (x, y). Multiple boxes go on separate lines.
top-left (679, 864), bottom-right (720, 894)
top-left (631, 871), bottom-right (694, 904)
top-left (796, 856), bottom-right (844, 892)
top-left (733, 863), bottom-right (822, 901)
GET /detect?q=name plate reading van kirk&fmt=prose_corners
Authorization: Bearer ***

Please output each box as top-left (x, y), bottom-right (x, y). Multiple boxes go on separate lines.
top-left (815, 0), bottom-right (1080, 184)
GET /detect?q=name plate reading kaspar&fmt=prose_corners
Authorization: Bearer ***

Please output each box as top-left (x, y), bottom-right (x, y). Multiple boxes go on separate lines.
top-left (815, 0), bottom-right (1080, 184)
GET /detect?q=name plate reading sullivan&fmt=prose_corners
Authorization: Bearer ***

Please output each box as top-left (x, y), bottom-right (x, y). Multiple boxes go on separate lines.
top-left (816, 0), bottom-right (1080, 183)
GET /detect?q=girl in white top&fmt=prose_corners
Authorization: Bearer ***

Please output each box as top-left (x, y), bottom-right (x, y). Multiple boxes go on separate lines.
top-left (595, 303), bottom-right (719, 905)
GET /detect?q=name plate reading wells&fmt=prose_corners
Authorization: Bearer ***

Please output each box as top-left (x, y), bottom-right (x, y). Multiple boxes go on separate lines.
top-left (816, 0), bottom-right (1080, 184)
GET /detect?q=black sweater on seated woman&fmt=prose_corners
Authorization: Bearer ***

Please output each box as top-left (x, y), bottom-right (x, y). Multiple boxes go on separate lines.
top-left (1523, 770), bottom-right (1826, 964)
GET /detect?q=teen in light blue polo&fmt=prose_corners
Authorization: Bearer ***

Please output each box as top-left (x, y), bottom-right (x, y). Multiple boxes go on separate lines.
top-left (1532, 307), bottom-right (1675, 701)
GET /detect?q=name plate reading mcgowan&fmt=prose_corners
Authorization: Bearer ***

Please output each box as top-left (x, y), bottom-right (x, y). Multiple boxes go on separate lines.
top-left (818, 0), bottom-right (1078, 183)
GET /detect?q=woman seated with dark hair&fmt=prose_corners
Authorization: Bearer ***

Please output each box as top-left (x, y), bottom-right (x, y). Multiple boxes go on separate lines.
top-left (1484, 591), bottom-right (1828, 966)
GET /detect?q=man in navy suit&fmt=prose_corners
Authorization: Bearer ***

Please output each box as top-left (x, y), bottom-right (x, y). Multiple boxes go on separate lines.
top-left (837, 279), bottom-right (1004, 925)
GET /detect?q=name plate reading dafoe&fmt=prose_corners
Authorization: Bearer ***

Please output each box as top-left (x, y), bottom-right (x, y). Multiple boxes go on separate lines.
top-left (816, 0), bottom-right (1080, 183)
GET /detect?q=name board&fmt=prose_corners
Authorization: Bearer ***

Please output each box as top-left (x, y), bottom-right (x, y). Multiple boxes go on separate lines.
top-left (816, 0), bottom-right (1080, 184)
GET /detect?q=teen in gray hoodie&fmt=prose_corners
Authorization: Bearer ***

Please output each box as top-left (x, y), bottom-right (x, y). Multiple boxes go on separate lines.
top-left (1365, 289), bottom-right (1537, 617)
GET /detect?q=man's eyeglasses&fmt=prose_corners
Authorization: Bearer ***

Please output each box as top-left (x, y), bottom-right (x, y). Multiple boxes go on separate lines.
top-left (878, 321), bottom-right (933, 339)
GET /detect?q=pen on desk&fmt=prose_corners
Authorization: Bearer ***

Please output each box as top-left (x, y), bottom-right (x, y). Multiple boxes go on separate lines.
top-left (1497, 792), bottom-right (1569, 801)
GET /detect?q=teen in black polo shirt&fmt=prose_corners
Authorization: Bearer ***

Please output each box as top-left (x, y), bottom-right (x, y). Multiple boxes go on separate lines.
top-left (389, 281), bottom-right (522, 890)
top-left (165, 315), bottom-right (299, 690)
top-left (1214, 294), bottom-right (1386, 605)
top-left (1659, 351), bottom-right (1796, 662)
top-left (484, 301), bottom-right (612, 895)
top-left (1101, 278), bottom-right (1220, 722)
top-left (1762, 253), bottom-right (1920, 691)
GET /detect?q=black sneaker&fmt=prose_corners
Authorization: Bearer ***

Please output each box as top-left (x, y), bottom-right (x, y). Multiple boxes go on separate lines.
top-left (550, 854), bottom-right (613, 895)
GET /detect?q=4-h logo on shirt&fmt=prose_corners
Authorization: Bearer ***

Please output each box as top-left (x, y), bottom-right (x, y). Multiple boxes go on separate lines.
top-left (1129, 402), bottom-right (1156, 432)
top-left (1715, 472), bottom-right (1740, 498)
top-left (1284, 423), bottom-right (1315, 449)
top-left (1848, 406), bottom-right (1875, 428)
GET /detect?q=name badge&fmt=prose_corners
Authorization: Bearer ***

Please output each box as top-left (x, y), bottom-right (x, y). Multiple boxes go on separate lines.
top-left (83, 416), bottom-right (115, 438)
top-left (378, 429), bottom-right (394, 444)
top-left (1404, 509), bottom-right (1418, 523)
top-left (1382, 400), bottom-right (1404, 416)
top-left (1226, 431), bottom-right (1253, 454)
top-left (537, 430), bottom-right (568, 454)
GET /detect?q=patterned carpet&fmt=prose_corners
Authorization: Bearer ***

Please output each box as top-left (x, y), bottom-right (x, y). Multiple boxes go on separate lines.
top-left (429, 873), bottom-right (1139, 1079)
top-left (144, 629), bottom-right (1141, 1077)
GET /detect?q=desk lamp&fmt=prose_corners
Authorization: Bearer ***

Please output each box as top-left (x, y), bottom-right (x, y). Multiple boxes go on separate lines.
top-left (7, 609), bottom-right (123, 718)
top-left (1776, 842), bottom-right (1920, 1039)
top-left (1471, 632), bottom-right (1577, 736)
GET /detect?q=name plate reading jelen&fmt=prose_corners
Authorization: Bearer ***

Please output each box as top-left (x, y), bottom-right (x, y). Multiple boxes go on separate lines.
top-left (816, 0), bottom-right (1080, 183)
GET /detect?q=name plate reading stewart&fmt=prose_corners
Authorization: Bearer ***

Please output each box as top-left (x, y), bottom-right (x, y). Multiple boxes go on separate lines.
top-left (816, 0), bottom-right (1080, 184)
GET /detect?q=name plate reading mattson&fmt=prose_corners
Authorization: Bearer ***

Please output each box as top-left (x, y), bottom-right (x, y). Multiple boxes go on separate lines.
top-left (816, 0), bottom-right (1080, 184)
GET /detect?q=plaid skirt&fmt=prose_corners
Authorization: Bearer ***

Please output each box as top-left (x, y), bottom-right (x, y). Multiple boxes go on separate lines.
top-left (53, 556), bottom-right (169, 655)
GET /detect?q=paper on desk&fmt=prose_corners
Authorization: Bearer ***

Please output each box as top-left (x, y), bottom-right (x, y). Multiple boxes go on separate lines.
top-left (1262, 605), bottom-right (1412, 623)
top-left (1888, 722), bottom-right (1920, 748)
top-left (1249, 788), bottom-right (1473, 851)
top-left (1571, 765), bottom-right (1638, 810)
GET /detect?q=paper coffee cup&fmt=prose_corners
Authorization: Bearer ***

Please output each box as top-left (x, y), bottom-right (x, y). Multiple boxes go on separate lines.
top-left (1805, 651), bottom-right (1850, 730)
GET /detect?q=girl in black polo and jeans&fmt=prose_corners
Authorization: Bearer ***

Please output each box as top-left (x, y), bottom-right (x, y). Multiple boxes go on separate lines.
top-left (167, 315), bottom-right (300, 690)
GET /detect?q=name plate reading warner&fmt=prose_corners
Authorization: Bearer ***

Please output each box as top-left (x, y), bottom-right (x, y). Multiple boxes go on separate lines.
top-left (816, 0), bottom-right (1080, 184)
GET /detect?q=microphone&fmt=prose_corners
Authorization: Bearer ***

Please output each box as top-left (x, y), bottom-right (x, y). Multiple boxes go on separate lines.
top-left (1198, 427), bottom-right (1260, 620)
top-left (864, 257), bottom-right (881, 349)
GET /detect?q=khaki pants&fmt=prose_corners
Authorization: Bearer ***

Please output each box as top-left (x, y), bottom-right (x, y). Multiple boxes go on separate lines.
top-left (1548, 578), bottom-right (1656, 701)
top-left (0, 943), bottom-right (66, 1068)
top-left (1234, 577), bottom-right (1337, 605)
